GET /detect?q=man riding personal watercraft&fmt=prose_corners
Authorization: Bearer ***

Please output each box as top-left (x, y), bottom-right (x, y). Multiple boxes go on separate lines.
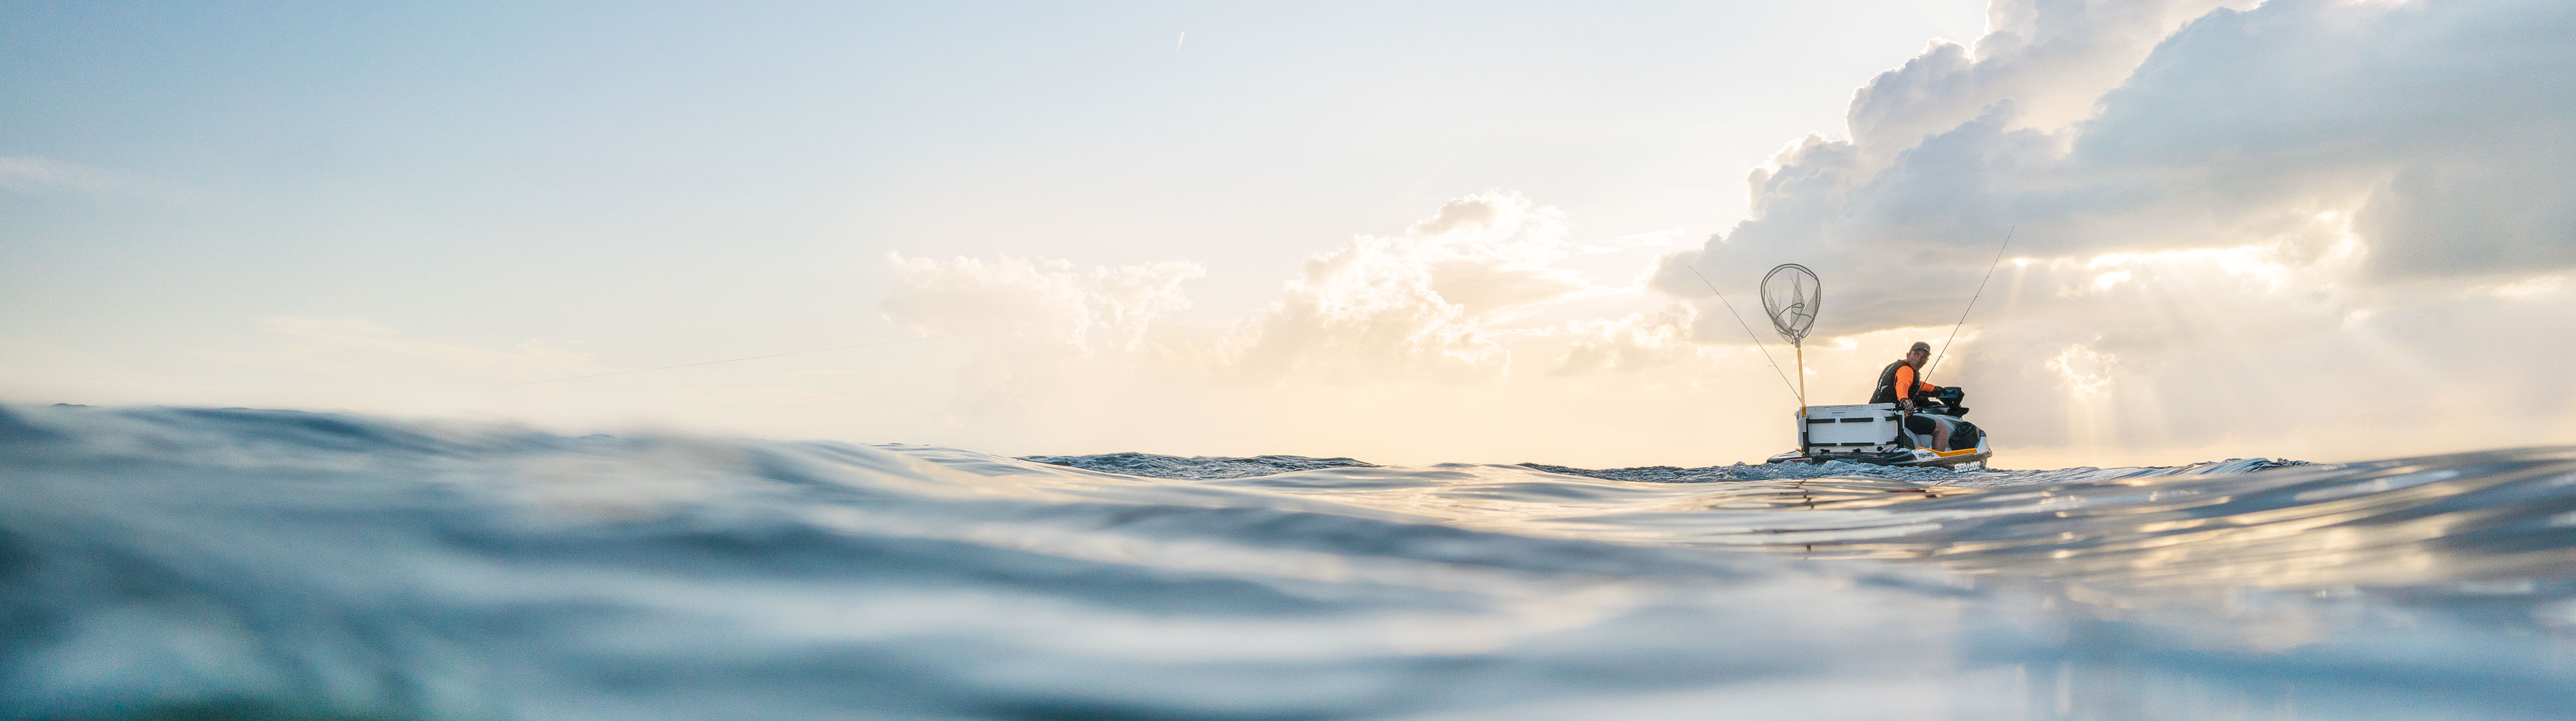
top-left (1757, 261), bottom-right (1997, 468)
top-left (1871, 341), bottom-right (1972, 451)
top-left (1762, 338), bottom-right (1992, 468)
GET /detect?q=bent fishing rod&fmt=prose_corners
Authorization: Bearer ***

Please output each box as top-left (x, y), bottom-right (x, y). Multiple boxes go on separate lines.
top-left (1923, 226), bottom-right (2014, 383)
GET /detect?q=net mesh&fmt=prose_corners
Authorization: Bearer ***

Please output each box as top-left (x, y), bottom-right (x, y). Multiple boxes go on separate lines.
top-left (1761, 263), bottom-right (1820, 344)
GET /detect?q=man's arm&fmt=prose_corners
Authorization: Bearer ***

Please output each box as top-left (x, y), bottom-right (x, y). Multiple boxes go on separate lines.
top-left (1894, 365), bottom-right (1918, 409)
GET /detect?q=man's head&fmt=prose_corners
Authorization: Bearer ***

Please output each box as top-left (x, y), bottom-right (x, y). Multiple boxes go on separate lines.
top-left (1906, 341), bottom-right (1931, 367)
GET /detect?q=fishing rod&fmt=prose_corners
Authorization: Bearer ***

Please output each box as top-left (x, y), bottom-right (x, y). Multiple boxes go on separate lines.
top-left (1924, 226), bottom-right (2014, 382)
top-left (1688, 265), bottom-right (1803, 404)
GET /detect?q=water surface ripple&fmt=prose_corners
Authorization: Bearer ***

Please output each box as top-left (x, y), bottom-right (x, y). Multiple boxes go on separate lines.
top-left (3, 404), bottom-right (2572, 720)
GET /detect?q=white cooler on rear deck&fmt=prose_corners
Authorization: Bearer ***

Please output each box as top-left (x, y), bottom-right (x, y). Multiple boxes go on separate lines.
top-left (1801, 403), bottom-right (1906, 455)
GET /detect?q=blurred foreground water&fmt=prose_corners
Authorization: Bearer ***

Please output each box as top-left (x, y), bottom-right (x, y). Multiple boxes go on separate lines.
top-left (4, 404), bottom-right (2573, 720)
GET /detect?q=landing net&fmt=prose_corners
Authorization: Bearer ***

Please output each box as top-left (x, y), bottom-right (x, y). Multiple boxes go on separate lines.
top-left (1761, 263), bottom-right (1819, 345)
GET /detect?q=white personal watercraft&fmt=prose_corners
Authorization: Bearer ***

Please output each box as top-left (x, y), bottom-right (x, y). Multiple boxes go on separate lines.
top-left (1763, 399), bottom-right (1992, 470)
top-left (1733, 261), bottom-right (1995, 470)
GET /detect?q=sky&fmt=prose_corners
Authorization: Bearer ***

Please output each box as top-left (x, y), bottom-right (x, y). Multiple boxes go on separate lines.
top-left (4, 0), bottom-right (2570, 468)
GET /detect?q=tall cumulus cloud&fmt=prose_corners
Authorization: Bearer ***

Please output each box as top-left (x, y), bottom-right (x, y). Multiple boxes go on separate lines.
top-left (1689, 0), bottom-right (2575, 330)
top-left (1671, 0), bottom-right (2576, 454)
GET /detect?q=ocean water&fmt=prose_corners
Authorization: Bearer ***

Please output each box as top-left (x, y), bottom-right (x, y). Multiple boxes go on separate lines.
top-left (3, 404), bottom-right (2573, 720)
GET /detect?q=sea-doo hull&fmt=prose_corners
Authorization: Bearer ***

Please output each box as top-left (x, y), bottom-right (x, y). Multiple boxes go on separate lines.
top-left (1765, 402), bottom-right (1990, 469)
top-left (1765, 434), bottom-right (1990, 469)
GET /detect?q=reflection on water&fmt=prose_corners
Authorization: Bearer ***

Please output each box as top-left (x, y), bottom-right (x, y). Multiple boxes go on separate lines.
top-left (3, 404), bottom-right (2573, 720)
top-left (1282, 453), bottom-right (2576, 592)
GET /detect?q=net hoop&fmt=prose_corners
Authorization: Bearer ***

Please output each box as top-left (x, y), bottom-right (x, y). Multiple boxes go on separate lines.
top-left (1760, 263), bottom-right (1820, 346)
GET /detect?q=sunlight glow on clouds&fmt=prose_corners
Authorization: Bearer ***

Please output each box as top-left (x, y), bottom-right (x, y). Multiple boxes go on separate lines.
top-left (881, 254), bottom-right (1202, 353)
top-left (850, 0), bottom-right (2575, 465)
top-left (1224, 191), bottom-right (1595, 383)
top-left (2046, 344), bottom-right (2116, 397)
top-left (6, 0), bottom-right (2563, 468)
top-left (882, 191), bottom-right (1611, 387)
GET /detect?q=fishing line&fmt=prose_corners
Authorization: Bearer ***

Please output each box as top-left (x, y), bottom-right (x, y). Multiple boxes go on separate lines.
top-left (1688, 265), bottom-right (1802, 403)
top-left (525, 270), bottom-right (1562, 385)
top-left (1925, 226), bottom-right (2014, 382)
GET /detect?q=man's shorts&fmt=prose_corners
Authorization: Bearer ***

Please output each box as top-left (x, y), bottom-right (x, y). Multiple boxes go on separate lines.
top-left (1904, 413), bottom-right (1961, 436)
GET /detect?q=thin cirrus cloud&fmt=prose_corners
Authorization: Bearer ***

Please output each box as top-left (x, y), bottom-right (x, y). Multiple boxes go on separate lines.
top-left (0, 155), bottom-right (126, 194)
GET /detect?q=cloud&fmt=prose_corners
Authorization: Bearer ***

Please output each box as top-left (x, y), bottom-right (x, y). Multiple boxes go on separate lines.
top-left (2080, 0), bottom-right (2576, 280)
top-left (0, 155), bottom-right (125, 194)
top-left (1847, 0), bottom-right (2252, 170)
top-left (877, 254), bottom-right (1204, 421)
top-left (1693, 0), bottom-right (2576, 336)
top-left (877, 192), bottom-right (1648, 389)
top-left (1643, 0), bottom-right (2576, 461)
top-left (880, 253), bottom-right (1202, 353)
top-left (855, 191), bottom-right (1804, 463)
top-left (851, 2), bottom-right (2576, 464)
top-left (1222, 190), bottom-right (1595, 382)
top-left (1547, 304), bottom-right (1708, 376)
